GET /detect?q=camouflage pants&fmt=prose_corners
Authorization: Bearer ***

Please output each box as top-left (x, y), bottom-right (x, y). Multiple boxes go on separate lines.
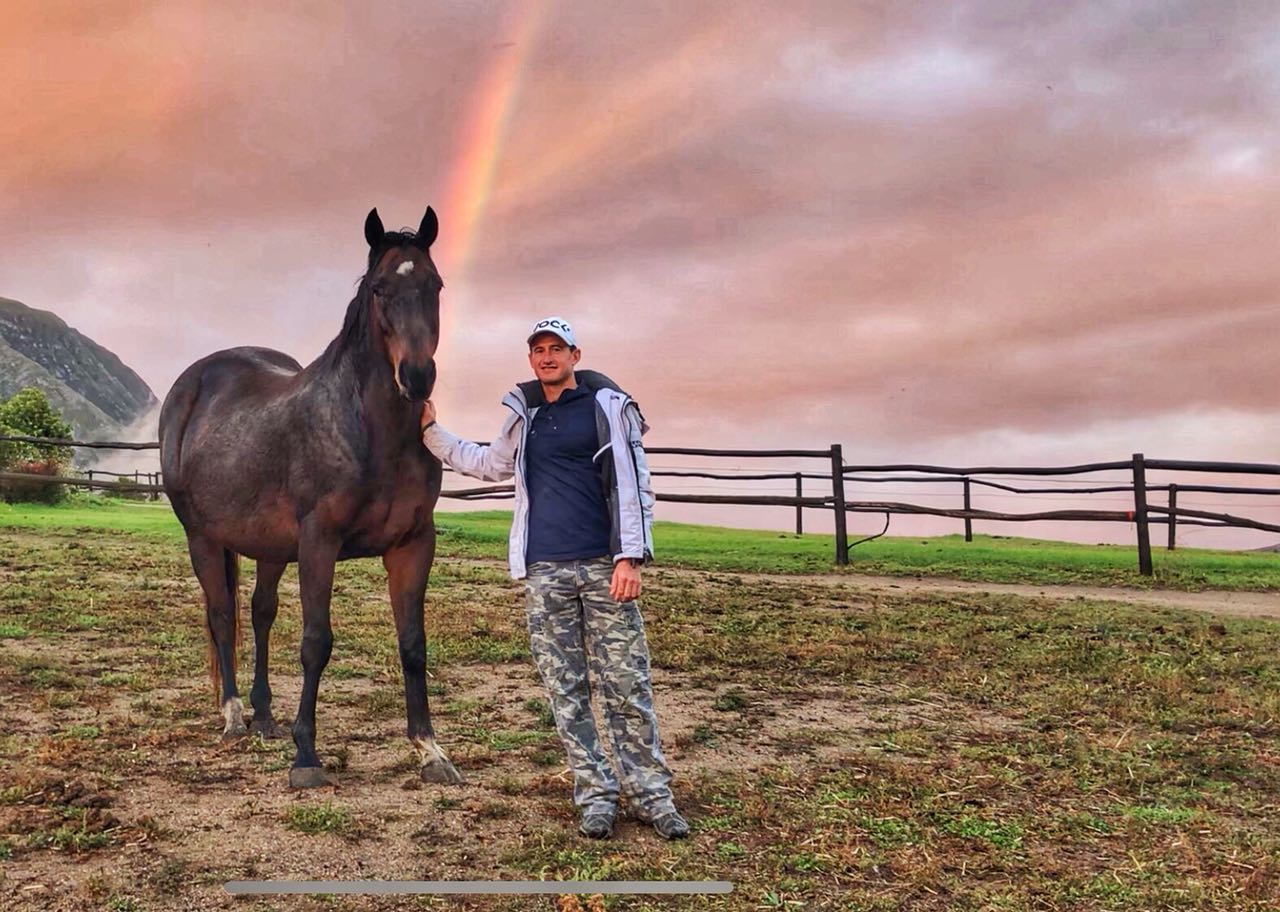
top-left (524, 557), bottom-right (675, 819)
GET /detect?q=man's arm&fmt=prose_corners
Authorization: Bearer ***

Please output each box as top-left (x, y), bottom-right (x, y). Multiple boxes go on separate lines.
top-left (612, 401), bottom-right (655, 563)
top-left (627, 403), bottom-right (656, 556)
top-left (420, 401), bottom-right (518, 483)
top-left (608, 400), bottom-right (654, 601)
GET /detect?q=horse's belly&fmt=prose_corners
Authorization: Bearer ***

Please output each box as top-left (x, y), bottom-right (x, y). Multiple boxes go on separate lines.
top-left (339, 492), bottom-right (434, 558)
top-left (176, 461), bottom-right (438, 562)
top-left (182, 486), bottom-right (302, 561)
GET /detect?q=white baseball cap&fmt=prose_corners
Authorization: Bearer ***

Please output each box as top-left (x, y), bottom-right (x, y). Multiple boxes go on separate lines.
top-left (527, 316), bottom-right (577, 348)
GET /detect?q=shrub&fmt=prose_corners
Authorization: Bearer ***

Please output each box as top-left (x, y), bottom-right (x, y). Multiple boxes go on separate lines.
top-left (0, 456), bottom-right (67, 503)
top-left (0, 389), bottom-right (74, 503)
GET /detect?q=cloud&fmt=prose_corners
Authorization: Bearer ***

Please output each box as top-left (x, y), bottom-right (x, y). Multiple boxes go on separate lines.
top-left (1, 0), bottom-right (1278, 502)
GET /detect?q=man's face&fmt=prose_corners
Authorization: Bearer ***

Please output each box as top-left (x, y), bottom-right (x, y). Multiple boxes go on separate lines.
top-left (528, 333), bottom-right (581, 385)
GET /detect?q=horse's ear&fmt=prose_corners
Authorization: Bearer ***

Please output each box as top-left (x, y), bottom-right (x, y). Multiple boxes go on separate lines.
top-left (364, 208), bottom-right (385, 249)
top-left (417, 206), bottom-right (438, 249)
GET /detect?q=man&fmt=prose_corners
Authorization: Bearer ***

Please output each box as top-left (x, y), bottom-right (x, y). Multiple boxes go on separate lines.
top-left (419, 316), bottom-right (689, 840)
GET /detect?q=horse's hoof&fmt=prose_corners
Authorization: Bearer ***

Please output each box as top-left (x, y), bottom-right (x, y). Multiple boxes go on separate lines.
top-left (250, 717), bottom-right (287, 740)
top-left (420, 759), bottom-right (465, 785)
top-left (289, 766), bottom-right (333, 789)
top-left (220, 723), bottom-right (249, 745)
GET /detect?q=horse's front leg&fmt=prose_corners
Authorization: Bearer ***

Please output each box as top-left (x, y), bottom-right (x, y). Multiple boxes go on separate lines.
top-left (289, 525), bottom-right (340, 788)
top-left (384, 529), bottom-right (463, 785)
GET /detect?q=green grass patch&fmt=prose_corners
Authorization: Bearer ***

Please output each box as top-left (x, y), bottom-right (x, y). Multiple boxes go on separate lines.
top-left (712, 689), bottom-right (748, 711)
top-left (523, 697), bottom-right (556, 729)
top-left (1123, 803), bottom-right (1199, 825)
top-left (937, 813), bottom-right (1025, 850)
top-left (6, 500), bottom-right (1280, 590)
top-left (0, 621), bottom-right (29, 638)
top-left (861, 814), bottom-right (918, 848)
top-left (56, 725), bottom-right (101, 740)
top-left (715, 840), bottom-right (747, 860)
top-left (0, 497), bottom-right (186, 538)
top-left (97, 671), bottom-right (142, 688)
top-left (24, 807), bottom-right (115, 853)
top-left (650, 520), bottom-right (1280, 590)
top-left (26, 826), bottom-right (112, 852)
top-left (282, 802), bottom-right (356, 837)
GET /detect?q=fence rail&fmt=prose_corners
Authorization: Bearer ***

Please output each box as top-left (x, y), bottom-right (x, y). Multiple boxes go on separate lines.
top-left (4, 434), bottom-right (1278, 574)
top-left (0, 434), bottom-right (159, 450)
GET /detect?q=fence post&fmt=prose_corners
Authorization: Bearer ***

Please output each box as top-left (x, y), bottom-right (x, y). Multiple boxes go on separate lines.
top-left (963, 478), bottom-right (973, 542)
top-left (831, 444), bottom-right (848, 565)
top-left (1167, 483), bottom-right (1177, 551)
top-left (1133, 453), bottom-right (1152, 576)
top-left (794, 472), bottom-right (803, 535)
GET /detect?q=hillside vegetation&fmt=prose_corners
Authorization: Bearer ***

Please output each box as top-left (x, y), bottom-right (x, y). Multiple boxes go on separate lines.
top-left (0, 296), bottom-right (156, 438)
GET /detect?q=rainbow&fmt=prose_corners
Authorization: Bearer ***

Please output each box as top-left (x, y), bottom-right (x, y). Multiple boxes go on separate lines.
top-left (438, 0), bottom-right (551, 283)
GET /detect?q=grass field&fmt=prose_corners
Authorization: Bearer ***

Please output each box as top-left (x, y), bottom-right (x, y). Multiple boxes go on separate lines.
top-left (4, 497), bottom-right (1280, 591)
top-left (0, 500), bottom-right (1278, 910)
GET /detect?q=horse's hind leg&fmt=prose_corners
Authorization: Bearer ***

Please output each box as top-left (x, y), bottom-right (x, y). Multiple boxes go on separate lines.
top-left (187, 537), bottom-right (246, 743)
top-left (249, 560), bottom-right (288, 739)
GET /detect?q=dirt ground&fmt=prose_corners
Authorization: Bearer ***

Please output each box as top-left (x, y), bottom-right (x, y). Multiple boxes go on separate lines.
top-left (2, 556), bottom-right (1277, 911)
top-left (753, 571), bottom-right (1280, 620)
top-left (1, 653), bottom-right (988, 909)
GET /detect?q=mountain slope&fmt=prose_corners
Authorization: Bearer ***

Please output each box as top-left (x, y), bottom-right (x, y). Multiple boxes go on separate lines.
top-left (0, 296), bottom-right (157, 438)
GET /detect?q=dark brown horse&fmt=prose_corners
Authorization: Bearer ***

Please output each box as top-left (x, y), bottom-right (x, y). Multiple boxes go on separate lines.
top-left (159, 206), bottom-right (461, 788)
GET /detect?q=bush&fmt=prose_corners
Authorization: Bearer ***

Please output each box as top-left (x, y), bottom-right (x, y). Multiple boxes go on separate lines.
top-left (0, 388), bottom-right (74, 503)
top-left (0, 457), bottom-right (67, 504)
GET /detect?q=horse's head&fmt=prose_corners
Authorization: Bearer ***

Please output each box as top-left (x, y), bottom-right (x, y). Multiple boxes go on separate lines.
top-left (363, 206), bottom-right (443, 401)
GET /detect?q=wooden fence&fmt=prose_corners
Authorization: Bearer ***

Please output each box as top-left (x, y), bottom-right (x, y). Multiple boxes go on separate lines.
top-left (4, 434), bottom-right (1279, 575)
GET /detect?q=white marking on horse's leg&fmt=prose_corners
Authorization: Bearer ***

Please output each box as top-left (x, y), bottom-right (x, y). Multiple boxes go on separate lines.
top-left (412, 735), bottom-right (464, 784)
top-left (222, 696), bottom-right (247, 738)
top-left (397, 261), bottom-right (414, 275)
top-left (411, 735), bottom-right (446, 765)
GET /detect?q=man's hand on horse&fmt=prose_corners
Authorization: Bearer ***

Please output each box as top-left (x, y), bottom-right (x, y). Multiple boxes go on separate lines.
top-left (421, 400), bottom-right (437, 432)
top-left (610, 560), bottom-right (642, 602)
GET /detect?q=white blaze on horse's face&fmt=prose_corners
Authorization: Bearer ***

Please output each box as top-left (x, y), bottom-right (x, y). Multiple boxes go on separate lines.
top-left (396, 261), bottom-right (414, 276)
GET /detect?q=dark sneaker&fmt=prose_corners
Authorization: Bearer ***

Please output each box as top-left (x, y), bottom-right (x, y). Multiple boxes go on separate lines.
top-left (579, 812), bottom-right (615, 839)
top-left (649, 811), bottom-right (690, 840)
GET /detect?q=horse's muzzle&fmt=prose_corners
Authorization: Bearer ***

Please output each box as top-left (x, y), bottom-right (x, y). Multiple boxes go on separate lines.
top-left (397, 361), bottom-right (436, 401)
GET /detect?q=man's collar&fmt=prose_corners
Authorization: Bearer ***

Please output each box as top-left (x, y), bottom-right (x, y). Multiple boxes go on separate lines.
top-left (518, 370), bottom-right (626, 409)
top-left (555, 383), bottom-right (590, 403)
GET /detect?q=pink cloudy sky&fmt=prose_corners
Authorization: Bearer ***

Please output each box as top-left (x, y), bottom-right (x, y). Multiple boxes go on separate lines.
top-left (2, 1), bottom-right (1278, 547)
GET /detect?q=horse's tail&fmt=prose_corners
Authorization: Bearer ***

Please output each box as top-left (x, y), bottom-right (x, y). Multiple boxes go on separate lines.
top-left (206, 548), bottom-right (242, 705)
